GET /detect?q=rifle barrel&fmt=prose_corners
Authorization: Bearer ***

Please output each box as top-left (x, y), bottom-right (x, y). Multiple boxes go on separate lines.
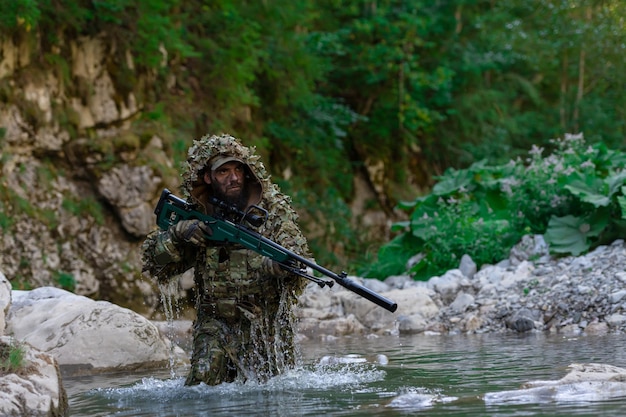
top-left (251, 229), bottom-right (398, 313)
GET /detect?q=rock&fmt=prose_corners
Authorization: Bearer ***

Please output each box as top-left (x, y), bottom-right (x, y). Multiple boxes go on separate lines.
top-left (428, 269), bottom-right (466, 304)
top-left (97, 164), bottom-right (160, 237)
top-left (484, 363), bottom-right (626, 404)
top-left (509, 234), bottom-right (550, 266)
top-left (397, 315), bottom-right (428, 335)
top-left (505, 308), bottom-right (541, 332)
top-left (383, 275), bottom-right (414, 290)
top-left (606, 313), bottom-right (626, 329)
top-left (297, 282), bottom-right (345, 320)
top-left (298, 314), bottom-right (367, 337)
top-left (294, 238), bottom-right (626, 336)
top-left (384, 287), bottom-right (440, 319)
top-left (609, 290), bottom-right (626, 304)
top-left (549, 363), bottom-right (626, 384)
top-left (459, 255), bottom-right (477, 279)
top-left (0, 272), bottom-right (11, 335)
top-left (584, 321), bottom-right (609, 335)
top-left (151, 320), bottom-right (193, 350)
top-left (361, 277), bottom-right (391, 294)
top-left (449, 292), bottom-right (474, 314)
top-left (0, 336), bottom-right (69, 417)
top-left (6, 287), bottom-right (187, 375)
top-left (460, 314), bottom-right (483, 332)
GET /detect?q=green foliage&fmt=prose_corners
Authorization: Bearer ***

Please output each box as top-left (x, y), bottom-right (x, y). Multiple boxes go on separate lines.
top-left (10, 275), bottom-right (32, 291)
top-left (53, 271), bottom-right (76, 292)
top-left (62, 196), bottom-right (105, 226)
top-left (0, 339), bottom-right (25, 375)
top-left (0, 0), bottom-right (40, 32)
top-left (362, 233), bottom-right (423, 279)
top-left (446, 0), bottom-right (626, 165)
top-left (363, 134), bottom-right (626, 280)
top-left (1, 0), bottom-right (626, 276)
top-left (265, 95), bottom-right (363, 197)
top-left (0, 209), bottom-right (11, 230)
top-left (0, 184), bottom-right (14, 230)
top-left (283, 182), bottom-right (366, 271)
top-left (0, 0), bottom-right (195, 69)
top-left (309, 0), bottom-right (456, 185)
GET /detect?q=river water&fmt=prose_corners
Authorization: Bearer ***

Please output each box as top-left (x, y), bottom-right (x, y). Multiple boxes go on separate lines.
top-left (65, 333), bottom-right (626, 416)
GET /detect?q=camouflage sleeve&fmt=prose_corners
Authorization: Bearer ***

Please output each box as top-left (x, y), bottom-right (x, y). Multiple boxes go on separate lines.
top-left (141, 229), bottom-right (195, 283)
top-left (259, 189), bottom-right (311, 293)
top-left (263, 193), bottom-right (310, 257)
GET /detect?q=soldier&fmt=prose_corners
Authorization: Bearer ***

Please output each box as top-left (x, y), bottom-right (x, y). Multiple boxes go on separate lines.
top-left (142, 133), bottom-right (309, 385)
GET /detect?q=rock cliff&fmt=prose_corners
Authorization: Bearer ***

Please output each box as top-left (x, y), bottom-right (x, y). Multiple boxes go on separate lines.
top-left (1, 34), bottom-right (176, 314)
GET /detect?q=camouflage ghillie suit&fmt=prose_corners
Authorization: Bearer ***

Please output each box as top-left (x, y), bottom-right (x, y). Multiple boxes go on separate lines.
top-left (142, 134), bottom-right (309, 386)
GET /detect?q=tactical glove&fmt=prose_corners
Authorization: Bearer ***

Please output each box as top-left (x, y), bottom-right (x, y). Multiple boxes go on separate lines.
top-left (170, 220), bottom-right (213, 246)
top-left (262, 257), bottom-right (286, 275)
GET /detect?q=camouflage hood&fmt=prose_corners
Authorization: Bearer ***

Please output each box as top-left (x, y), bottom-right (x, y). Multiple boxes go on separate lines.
top-left (181, 134), bottom-right (265, 212)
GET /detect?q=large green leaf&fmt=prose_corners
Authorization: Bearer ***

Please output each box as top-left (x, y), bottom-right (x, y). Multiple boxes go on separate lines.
top-left (618, 187), bottom-right (626, 220)
top-left (432, 168), bottom-right (475, 196)
top-left (544, 213), bottom-right (609, 255)
top-left (409, 195), bottom-right (440, 223)
top-left (607, 171), bottom-right (626, 197)
top-left (479, 188), bottom-right (509, 219)
top-left (563, 172), bottom-right (610, 207)
top-left (390, 220), bottom-right (410, 232)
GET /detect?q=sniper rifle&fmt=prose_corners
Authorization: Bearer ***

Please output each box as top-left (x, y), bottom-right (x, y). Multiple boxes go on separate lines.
top-left (154, 189), bottom-right (398, 313)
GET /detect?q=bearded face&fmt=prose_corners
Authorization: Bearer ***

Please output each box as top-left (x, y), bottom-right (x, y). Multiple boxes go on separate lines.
top-left (204, 161), bottom-right (250, 209)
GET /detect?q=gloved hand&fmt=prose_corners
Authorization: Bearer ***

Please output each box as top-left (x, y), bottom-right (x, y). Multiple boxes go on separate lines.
top-left (262, 257), bottom-right (285, 275)
top-left (169, 220), bottom-right (213, 246)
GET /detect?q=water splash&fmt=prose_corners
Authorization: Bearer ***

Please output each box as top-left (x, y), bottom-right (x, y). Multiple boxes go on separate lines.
top-left (219, 282), bottom-right (303, 385)
top-left (157, 280), bottom-right (182, 379)
top-left (94, 361), bottom-right (386, 400)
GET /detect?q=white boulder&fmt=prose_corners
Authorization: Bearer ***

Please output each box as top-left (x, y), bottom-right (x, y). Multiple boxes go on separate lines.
top-left (6, 287), bottom-right (186, 375)
top-left (0, 336), bottom-right (68, 417)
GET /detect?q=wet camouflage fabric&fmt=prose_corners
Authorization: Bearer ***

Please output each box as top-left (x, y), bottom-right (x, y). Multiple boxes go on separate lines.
top-left (142, 134), bottom-right (309, 385)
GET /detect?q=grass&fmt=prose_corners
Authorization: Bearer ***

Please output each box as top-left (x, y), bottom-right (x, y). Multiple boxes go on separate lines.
top-left (0, 339), bottom-right (26, 375)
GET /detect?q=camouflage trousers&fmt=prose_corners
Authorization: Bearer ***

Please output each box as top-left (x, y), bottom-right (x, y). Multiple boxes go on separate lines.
top-left (185, 316), bottom-right (239, 386)
top-left (184, 297), bottom-right (298, 386)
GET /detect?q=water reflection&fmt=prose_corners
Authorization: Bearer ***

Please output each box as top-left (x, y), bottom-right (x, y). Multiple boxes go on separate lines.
top-left (66, 333), bottom-right (626, 417)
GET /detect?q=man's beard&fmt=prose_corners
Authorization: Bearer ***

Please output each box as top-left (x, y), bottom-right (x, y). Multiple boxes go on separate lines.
top-left (213, 186), bottom-right (249, 211)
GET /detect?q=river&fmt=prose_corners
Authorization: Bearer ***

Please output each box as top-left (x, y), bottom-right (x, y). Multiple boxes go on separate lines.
top-left (65, 333), bottom-right (626, 416)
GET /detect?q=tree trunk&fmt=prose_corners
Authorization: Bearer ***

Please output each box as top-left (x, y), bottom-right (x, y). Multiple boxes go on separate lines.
top-left (573, 7), bottom-right (592, 132)
top-left (560, 53), bottom-right (568, 131)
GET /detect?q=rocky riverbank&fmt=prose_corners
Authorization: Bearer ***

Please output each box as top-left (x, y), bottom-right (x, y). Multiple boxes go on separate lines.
top-left (297, 235), bottom-right (626, 338)
top-left (2, 235), bottom-right (626, 416)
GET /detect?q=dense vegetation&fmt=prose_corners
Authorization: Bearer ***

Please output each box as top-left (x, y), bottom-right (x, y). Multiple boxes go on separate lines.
top-left (364, 133), bottom-right (626, 279)
top-left (1, 0), bottom-right (625, 275)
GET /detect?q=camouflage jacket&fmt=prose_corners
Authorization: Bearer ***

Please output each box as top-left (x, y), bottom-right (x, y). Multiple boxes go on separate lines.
top-left (141, 134), bottom-right (309, 313)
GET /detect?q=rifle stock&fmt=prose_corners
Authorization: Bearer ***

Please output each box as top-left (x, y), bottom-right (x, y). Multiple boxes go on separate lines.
top-left (154, 189), bottom-right (398, 313)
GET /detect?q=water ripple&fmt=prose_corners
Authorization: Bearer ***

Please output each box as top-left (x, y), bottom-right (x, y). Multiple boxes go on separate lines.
top-left (67, 333), bottom-right (626, 417)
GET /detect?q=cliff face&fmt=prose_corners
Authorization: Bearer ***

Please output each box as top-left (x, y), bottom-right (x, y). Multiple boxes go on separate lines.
top-left (0, 34), bottom-right (175, 315)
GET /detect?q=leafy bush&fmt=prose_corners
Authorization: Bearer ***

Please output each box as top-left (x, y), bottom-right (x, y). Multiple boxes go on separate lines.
top-left (361, 133), bottom-right (626, 280)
